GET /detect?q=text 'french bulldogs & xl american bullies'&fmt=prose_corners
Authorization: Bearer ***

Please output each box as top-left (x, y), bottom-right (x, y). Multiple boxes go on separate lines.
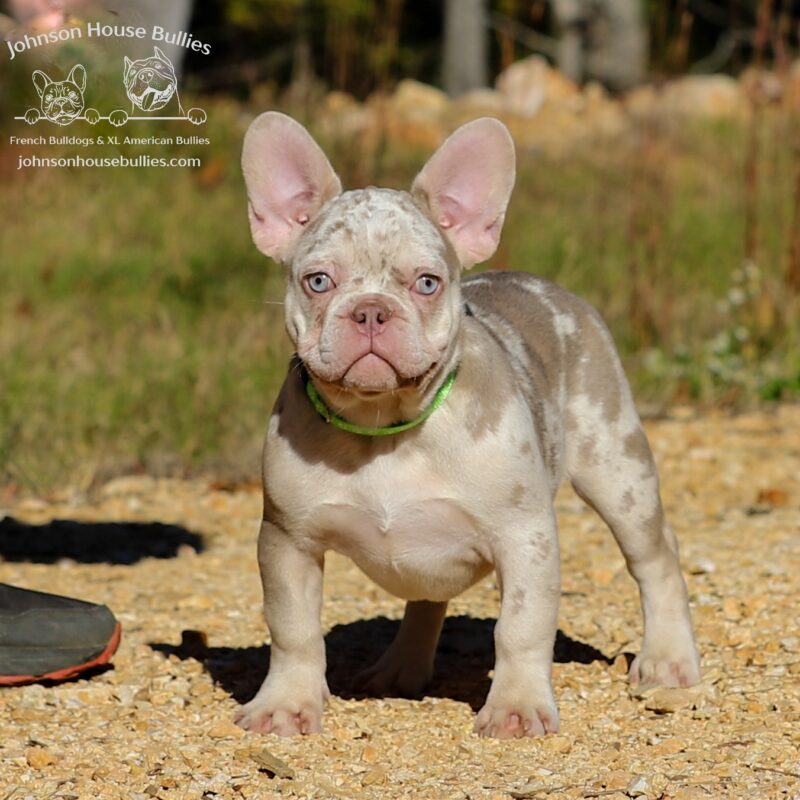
top-left (235, 112), bottom-right (701, 739)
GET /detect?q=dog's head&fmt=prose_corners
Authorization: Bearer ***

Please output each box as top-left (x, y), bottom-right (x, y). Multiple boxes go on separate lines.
top-left (124, 47), bottom-right (177, 112)
top-left (32, 65), bottom-right (86, 126)
top-left (242, 113), bottom-right (515, 395)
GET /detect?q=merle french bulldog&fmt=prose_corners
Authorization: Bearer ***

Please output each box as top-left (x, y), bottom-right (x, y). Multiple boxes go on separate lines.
top-left (235, 113), bottom-right (701, 739)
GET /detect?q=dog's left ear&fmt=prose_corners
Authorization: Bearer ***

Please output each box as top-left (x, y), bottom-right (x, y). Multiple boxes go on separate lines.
top-left (412, 117), bottom-right (515, 269)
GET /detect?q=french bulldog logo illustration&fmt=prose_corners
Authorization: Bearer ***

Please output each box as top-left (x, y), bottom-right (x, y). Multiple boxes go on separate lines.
top-left (108, 46), bottom-right (206, 126)
top-left (23, 64), bottom-right (100, 126)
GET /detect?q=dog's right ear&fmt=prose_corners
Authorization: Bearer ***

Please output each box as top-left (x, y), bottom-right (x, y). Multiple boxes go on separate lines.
top-left (32, 70), bottom-right (53, 98)
top-left (242, 112), bottom-right (342, 263)
top-left (124, 56), bottom-right (133, 78)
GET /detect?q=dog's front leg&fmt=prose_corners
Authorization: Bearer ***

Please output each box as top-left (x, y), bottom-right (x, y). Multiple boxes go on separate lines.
top-left (235, 521), bottom-right (328, 735)
top-left (475, 512), bottom-right (561, 739)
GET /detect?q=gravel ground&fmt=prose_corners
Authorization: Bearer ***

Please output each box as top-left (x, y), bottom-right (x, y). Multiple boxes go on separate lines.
top-left (1, 406), bottom-right (799, 800)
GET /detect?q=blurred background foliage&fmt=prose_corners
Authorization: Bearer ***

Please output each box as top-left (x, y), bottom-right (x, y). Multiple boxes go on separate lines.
top-left (1, 0), bottom-right (799, 492)
top-left (179, 0), bottom-right (799, 97)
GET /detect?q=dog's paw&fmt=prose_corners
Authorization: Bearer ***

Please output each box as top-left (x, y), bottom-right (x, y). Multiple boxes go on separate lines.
top-left (235, 699), bottom-right (323, 736)
top-left (234, 679), bottom-right (328, 737)
top-left (475, 698), bottom-right (560, 739)
top-left (108, 109), bottom-right (128, 127)
top-left (186, 107), bottom-right (207, 125)
top-left (24, 108), bottom-right (41, 125)
top-left (354, 655), bottom-right (433, 698)
top-left (84, 108), bottom-right (101, 125)
top-left (629, 645), bottom-right (701, 690)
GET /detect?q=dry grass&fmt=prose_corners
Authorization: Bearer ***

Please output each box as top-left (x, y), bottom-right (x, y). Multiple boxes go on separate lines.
top-left (1, 98), bottom-right (799, 491)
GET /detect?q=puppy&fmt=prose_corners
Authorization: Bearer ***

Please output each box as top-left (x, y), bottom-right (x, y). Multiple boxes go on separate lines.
top-left (24, 64), bottom-right (97, 126)
top-left (236, 112), bottom-right (700, 739)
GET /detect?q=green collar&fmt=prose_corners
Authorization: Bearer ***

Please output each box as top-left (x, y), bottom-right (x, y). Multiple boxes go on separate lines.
top-left (304, 367), bottom-right (458, 437)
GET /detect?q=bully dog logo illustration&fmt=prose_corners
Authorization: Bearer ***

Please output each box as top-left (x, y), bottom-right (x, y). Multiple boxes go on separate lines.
top-left (17, 49), bottom-right (207, 127)
top-left (23, 64), bottom-right (101, 126)
top-left (107, 47), bottom-right (206, 127)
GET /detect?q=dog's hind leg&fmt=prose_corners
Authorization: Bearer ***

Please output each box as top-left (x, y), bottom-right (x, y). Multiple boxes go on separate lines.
top-left (564, 327), bottom-right (700, 689)
top-left (354, 600), bottom-right (447, 697)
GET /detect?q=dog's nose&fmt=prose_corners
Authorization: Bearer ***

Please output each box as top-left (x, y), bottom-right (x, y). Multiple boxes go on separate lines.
top-left (350, 301), bottom-right (392, 336)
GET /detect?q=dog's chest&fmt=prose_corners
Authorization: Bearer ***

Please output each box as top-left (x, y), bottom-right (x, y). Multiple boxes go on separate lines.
top-left (307, 454), bottom-right (493, 601)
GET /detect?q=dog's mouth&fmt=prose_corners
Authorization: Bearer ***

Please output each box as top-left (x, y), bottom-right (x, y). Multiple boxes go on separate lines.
top-left (341, 352), bottom-right (400, 393)
top-left (47, 108), bottom-right (80, 124)
top-left (134, 85), bottom-right (172, 111)
top-left (310, 353), bottom-right (438, 397)
top-left (346, 353), bottom-right (439, 397)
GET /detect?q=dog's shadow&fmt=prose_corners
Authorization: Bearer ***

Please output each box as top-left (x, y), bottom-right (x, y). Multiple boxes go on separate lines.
top-left (151, 616), bottom-right (613, 711)
top-left (0, 516), bottom-right (204, 565)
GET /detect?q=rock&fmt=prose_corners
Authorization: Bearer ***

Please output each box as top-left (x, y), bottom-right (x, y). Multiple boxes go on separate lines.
top-left (496, 55), bottom-right (579, 118)
top-left (688, 556), bottom-right (716, 575)
top-left (611, 653), bottom-right (630, 676)
top-left (360, 744), bottom-right (379, 764)
top-left (249, 748), bottom-right (295, 779)
top-left (642, 685), bottom-right (709, 713)
top-left (388, 79), bottom-right (449, 123)
top-left (450, 88), bottom-right (506, 119)
top-left (361, 766), bottom-right (388, 786)
top-left (26, 747), bottom-right (56, 768)
top-left (206, 719), bottom-right (246, 739)
top-left (625, 84), bottom-right (660, 119)
top-left (722, 596), bottom-right (742, 621)
top-left (627, 773), bottom-right (669, 797)
top-left (649, 736), bottom-right (687, 755)
top-left (606, 770), bottom-right (633, 790)
top-left (661, 75), bottom-right (747, 119)
top-left (320, 91), bottom-right (378, 139)
top-left (756, 487), bottom-right (790, 507)
top-left (379, 81), bottom-right (448, 149)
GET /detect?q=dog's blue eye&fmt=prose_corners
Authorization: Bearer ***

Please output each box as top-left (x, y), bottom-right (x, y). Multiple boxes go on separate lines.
top-left (414, 275), bottom-right (440, 296)
top-left (306, 273), bottom-right (334, 293)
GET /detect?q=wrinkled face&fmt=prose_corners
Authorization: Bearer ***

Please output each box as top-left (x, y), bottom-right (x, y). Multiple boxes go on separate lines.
top-left (39, 79), bottom-right (84, 125)
top-left (286, 188), bottom-right (462, 393)
top-left (125, 56), bottom-right (177, 111)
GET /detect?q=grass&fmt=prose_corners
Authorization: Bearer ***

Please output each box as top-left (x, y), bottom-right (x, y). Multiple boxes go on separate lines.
top-left (1, 95), bottom-right (799, 492)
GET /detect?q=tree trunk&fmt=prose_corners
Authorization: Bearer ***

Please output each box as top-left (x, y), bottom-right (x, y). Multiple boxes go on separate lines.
top-left (443, 0), bottom-right (488, 97)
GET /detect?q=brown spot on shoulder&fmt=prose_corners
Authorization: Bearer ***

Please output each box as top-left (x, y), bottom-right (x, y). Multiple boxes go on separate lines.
top-left (520, 441), bottom-right (532, 455)
top-left (458, 323), bottom-right (511, 441)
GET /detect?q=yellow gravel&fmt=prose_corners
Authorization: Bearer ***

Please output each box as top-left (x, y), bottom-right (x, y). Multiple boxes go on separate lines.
top-left (1, 406), bottom-right (798, 799)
